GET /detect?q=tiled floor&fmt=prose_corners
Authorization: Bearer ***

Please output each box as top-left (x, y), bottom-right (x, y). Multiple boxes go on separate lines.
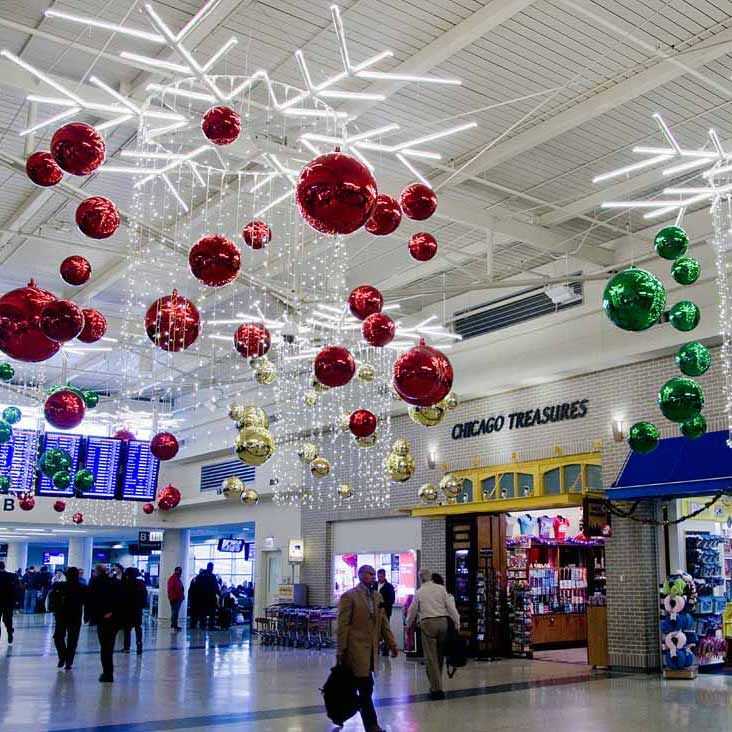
top-left (2, 614), bottom-right (732, 731)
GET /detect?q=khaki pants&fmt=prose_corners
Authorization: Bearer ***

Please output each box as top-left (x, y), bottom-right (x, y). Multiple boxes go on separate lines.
top-left (420, 617), bottom-right (448, 692)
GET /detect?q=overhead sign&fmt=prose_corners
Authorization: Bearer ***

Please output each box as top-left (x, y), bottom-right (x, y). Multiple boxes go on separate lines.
top-left (138, 530), bottom-right (163, 551)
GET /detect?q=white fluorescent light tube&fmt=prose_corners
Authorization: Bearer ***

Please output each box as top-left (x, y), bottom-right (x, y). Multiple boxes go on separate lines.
top-left (642, 205), bottom-right (684, 220)
top-left (306, 318), bottom-right (340, 330)
top-left (396, 153), bottom-right (430, 187)
top-left (632, 146), bottom-right (678, 156)
top-left (26, 95), bottom-right (76, 107)
top-left (254, 190), bottom-right (292, 218)
top-left (317, 90), bottom-right (386, 101)
top-left (602, 201), bottom-right (682, 208)
top-left (120, 52), bottom-right (190, 74)
top-left (592, 154), bottom-right (672, 183)
top-left (654, 113), bottom-right (682, 153)
top-left (121, 151), bottom-right (188, 161)
top-left (188, 162), bottom-right (206, 186)
top-left (283, 352), bottom-right (318, 361)
top-left (384, 341), bottom-right (418, 350)
top-left (1, 50), bottom-right (84, 105)
top-left (356, 70), bottom-right (461, 85)
top-left (330, 4), bottom-right (351, 71)
top-left (399, 149), bottom-right (442, 160)
top-left (64, 347), bottom-right (113, 353)
top-left (663, 188), bottom-right (713, 195)
top-left (414, 315), bottom-right (438, 328)
top-left (350, 147), bottom-right (373, 171)
top-left (90, 75), bottom-right (140, 113)
top-left (300, 133), bottom-right (342, 145)
top-left (145, 121), bottom-right (188, 140)
top-left (136, 144), bottom-right (209, 186)
top-left (249, 173), bottom-right (278, 194)
top-left (20, 107), bottom-right (79, 136)
top-left (147, 83), bottom-right (216, 103)
top-left (710, 129), bottom-right (725, 158)
top-left (177, 0), bottom-right (219, 42)
top-left (393, 122), bottom-right (477, 151)
top-left (207, 335), bottom-right (232, 341)
top-left (705, 163), bottom-right (732, 178)
top-left (382, 304), bottom-right (400, 311)
top-left (45, 9), bottom-right (164, 43)
top-left (422, 330), bottom-right (462, 340)
top-left (96, 115), bottom-right (134, 132)
top-left (100, 336), bottom-right (118, 343)
top-left (99, 165), bottom-right (160, 174)
top-left (663, 158), bottom-right (710, 177)
top-left (347, 124), bottom-right (400, 143)
top-left (317, 304), bottom-right (345, 314)
top-left (162, 174), bottom-right (189, 212)
top-left (300, 138), bottom-right (322, 157)
top-left (206, 320), bottom-right (242, 326)
top-left (294, 50), bottom-right (315, 90)
top-left (311, 70), bottom-right (349, 93)
top-left (283, 108), bottom-right (349, 119)
top-left (202, 37), bottom-right (238, 72)
top-left (350, 50), bottom-right (394, 73)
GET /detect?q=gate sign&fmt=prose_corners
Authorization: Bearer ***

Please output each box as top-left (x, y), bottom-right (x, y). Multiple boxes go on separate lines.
top-left (138, 530), bottom-right (163, 551)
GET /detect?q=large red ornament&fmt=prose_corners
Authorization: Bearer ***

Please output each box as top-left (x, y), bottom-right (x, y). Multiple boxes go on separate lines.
top-left (18, 494), bottom-right (35, 511)
top-left (400, 184), bottom-right (437, 221)
top-left (296, 151), bottom-right (378, 235)
top-left (0, 280), bottom-right (60, 362)
top-left (142, 502), bottom-right (155, 515)
top-left (53, 500), bottom-right (66, 513)
top-left (44, 389), bottom-right (86, 430)
top-left (40, 299), bottom-right (85, 342)
top-left (242, 221), bottom-right (272, 250)
top-left (364, 194), bottom-right (402, 236)
top-left (72, 512), bottom-right (84, 525)
top-left (50, 122), bottom-right (105, 176)
top-left (145, 291), bottom-right (200, 352)
top-left (189, 234), bottom-right (241, 287)
top-left (60, 255), bottom-right (92, 286)
top-left (26, 151), bottom-right (63, 187)
top-left (314, 345), bottom-right (355, 388)
top-left (76, 196), bottom-right (120, 239)
top-left (348, 285), bottom-right (383, 321)
top-left (393, 338), bottom-right (453, 407)
top-left (349, 409), bottom-right (377, 438)
top-left (362, 312), bottom-right (395, 347)
top-left (150, 431), bottom-right (179, 461)
top-left (77, 308), bottom-right (107, 343)
top-left (233, 322), bottom-right (271, 358)
top-left (201, 106), bottom-right (241, 145)
top-left (113, 428), bottom-right (136, 441)
top-left (157, 484), bottom-right (181, 511)
top-left (408, 232), bottom-right (437, 261)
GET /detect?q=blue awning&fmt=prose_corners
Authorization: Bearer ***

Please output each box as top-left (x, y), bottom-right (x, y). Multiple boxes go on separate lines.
top-left (608, 429), bottom-right (732, 500)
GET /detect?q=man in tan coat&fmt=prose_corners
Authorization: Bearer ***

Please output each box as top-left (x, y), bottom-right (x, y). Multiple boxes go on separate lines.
top-left (337, 564), bottom-right (398, 732)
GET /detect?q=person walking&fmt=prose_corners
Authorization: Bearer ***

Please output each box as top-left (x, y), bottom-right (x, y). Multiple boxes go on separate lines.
top-left (201, 563), bottom-right (219, 629)
top-left (121, 567), bottom-right (147, 654)
top-left (34, 566), bottom-right (51, 611)
top-left (406, 568), bottom-right (461, 700)
top-left (336, 564), bottom-right (398, 732)
top-left (85, 564), bottom-right (123, 683)
top-left (167, 566), bottom-right (185, 631)
top-left (0, 561), bottom-right (18, 644)
top-left (21, 566), bottom-right (35, 613)
top-left (50, 566), bottom-right (86, 670)
top-left (376, 569), bottom-right (395, 656)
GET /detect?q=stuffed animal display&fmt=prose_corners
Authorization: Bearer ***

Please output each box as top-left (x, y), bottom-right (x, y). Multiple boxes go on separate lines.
top-left (660, 573), bottom-right (698, 672)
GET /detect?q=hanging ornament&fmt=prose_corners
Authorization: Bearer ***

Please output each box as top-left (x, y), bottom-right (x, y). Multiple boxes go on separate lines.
top-left (142, 502), bottom-right (155, 515)
top-left (53, 500), bottom-right (66, 513)
top-left (671, 256), bottom-right (701, 286)
top-left (255, 360), bottom-right (277, 385)
top-left (337, 483), bottom-right (353, 499)
top-left (399, 183), bottom-right (437, 220)
top-left (26, 151), bottom-right (63, 187)
top-left (681, 414), bottom-right (707, 440)
top-left (157, 484), bottom-right (181, 511)
top-left (39, 299), bottom-right (85, 342)
top-left (201, 105), bottom-right (241, 145)
top-left (235, 406), bottom-right (269, 429)
top-left (242, 221), bottom-right (272, 250)
top-left (2, 406), bottom-right (21, 425)
top-left (393, 338), bottom-right (453, 407)
top-left (364, 194), bottom-right (402, 236)
top-left (188, 234), bottom-right (241, 287)
top-left (77, 308), bottom-right (107, 343)
top-left (439, 473), bottom-right (463, 498)
top-left (668, 301), bottom-right (700, 332)
top-left (233, 322), bottom-right (271, 359)
top-left (314, 345), bottom-right (355, 387)
top-left (44, 389), bottom-right (86, 430)
top-left (53, 471), bottom-right (71, 490)
top-left (0, 476), bottom-right (9, 494)
top-left (418, 483), bottom-right (438, 503)
top-left (249, 356), bottom-right (268, 370)
top-left (385, 449), bottom-right (415, 482)
top-left (443, 392), bottom-right (459, 410)
top-left (349, 409), bottom-right (377, 438)
top-left (83, 391), bottom-right (99, 408)
top-left (304, 390), bottom-right (318, 407)
top-left (408, 232), bottom-right (438, 261)
top-left (602, 268), bottom-right (666, 332)
top-left (145, 291), bottom-right (200, 352)
top-left (348, 285), bottom-right (383, 321)
top-left (676, 342), bottom-right (711, 377)
top-left (310, 456), bottom-right (331, 479)
top-left (658, 377), bottom-right (704, 423)
top-left (76, 196), bottom-right (120, 239)
top-left (235, 426), bottom-right (275, 466)
top-left (228, 403), bottom-right (245, 422)
top-left (38, 448), bottom-right (71, 478)
top-left (654, 226), bottom-right (689, 260)
top-left (60, 255), bottom-right (92, 286)
top-left (355, 433), bottom-right (378, 448)
top-left (150, 432), bottom-right (179, 461)
top-left (408, 404), bottom-right (446, 427)
top-left (50, 122), bottom-right (105, 176)
top-left (0, 279), bottom-right (60, 362)
top-left (311, 378), bottom-right (330, 395)
top-left (222, 476), bottom-right (245, 500)
top-left (113, 428), bottom-right (136, 441)
top-left (240, 488), bottom-right (260, 506)
top-left (0, 421), bottom-right (12, 444)
top-left (392, 438), bottom-right (411, 456)
top-left (357, 363), bottom-right (376, 382)
top-left (19, 494), bottom-right (35, 511)
top-left (627, 421), bottom-right (660, 454)
top-left (0, 362), bottom-right (14, 382)
top-left (71, 512), bottom-right (84, 524)
top-left (362, 312), bottom-right (395, 347)
top-left (295, 151), bottom-right (378, 235)
top-left (74, 468), bottom-right (95, 491)
top-left (298, 443), bottom-right (319, 464)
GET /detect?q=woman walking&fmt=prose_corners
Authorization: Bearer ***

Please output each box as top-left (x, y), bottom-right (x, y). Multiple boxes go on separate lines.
top-left (51, 567), bottom-right (86, 670)
top-left (121, 567), bottom-right (147, 654)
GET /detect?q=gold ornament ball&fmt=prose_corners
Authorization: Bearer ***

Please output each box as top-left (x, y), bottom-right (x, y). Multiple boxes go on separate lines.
top-left (391, 438), bottom-right (411, 456)
top-left (304, 390), bottom-right (318, 407)
top-left (240, 488), bottom-right (259, 506)
top-left (255, 362), bottom-right (277, 385)
top-left (355, 433), bottom-right (377, 448)
top-left (357, 363), bottom-right (376, 382)
top-left (418, 483), bottom-right (439, 503)
top-left (338, 413), bottom-right (351, 431)
top-left (221, 475), bottom-right (245, 500)
top-left (228, 402), bottom-right (245, 422)
top-left (297, 442), bottom-right (319, 464)
top-left (310, 456), bottom-right (331, 479)
top-left (312, 378), bottom-right (330, 394)
top-left (385, 451), bottom-right (415, 482)
top-left (337, 483), bottom-right (353, 499)
top-left (439, 473), bottom-right (463, 498)
top-left (236, 405), bottom-right (269, 429)
top-left (443, 392), bottom-right (459, 410)
top-left (249, 356), bottom-right (267, 370)
top-left (235, 426), bottom-right (275, 466)
top-left (408, 404), bottom-right (445, 427)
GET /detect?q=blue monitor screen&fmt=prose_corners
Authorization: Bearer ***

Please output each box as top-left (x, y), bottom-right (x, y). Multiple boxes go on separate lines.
top-left (0, 428), bottom-right (37, 495)
top-left (82, 436), bottom-right (122, 498)
top-left (122, 440), bottom-right (159, 501)
top-left (36, 432), bottom-right (82, 497)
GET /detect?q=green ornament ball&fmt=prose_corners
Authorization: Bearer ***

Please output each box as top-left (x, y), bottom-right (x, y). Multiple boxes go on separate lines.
top-left (0, 420), bottom-right (12, 444)
top-left (52, 470), bottom-right (71, 489)
top-left (658, 377), bottom-right (704, 423)
top-left (0, 362), bottom-right (14, 382)
top-left (676, 341), bottom-right (711, 377)
top-left (680, 414), bottom-right (707, 440)
top-left (0, 475), bottom-right (9, 494)
top-left (668, 301), bottom-right (700, 332)
top-left (602, 267), bottom-right (666, 332)
top-left (74, 468), bottom-right (95, 491)
top-left (671, 256), bottom-right (701, 286)
top-left (627, 421), bottom-right (660, 454)
top-left (2, 406), bottom-right (21, 425)
top-left (654, 226), bottom-right (689, 260)
top-left (38, 448), bottom-right (72, 478)
top-left (83, 391), bottom-right (99, 409)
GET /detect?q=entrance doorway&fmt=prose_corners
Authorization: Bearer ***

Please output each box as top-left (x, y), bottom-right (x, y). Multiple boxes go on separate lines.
top-left (264, 550), bottom-right (282, 608)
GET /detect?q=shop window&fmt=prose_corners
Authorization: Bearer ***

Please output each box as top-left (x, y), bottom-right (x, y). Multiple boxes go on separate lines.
top-left (481, 476), bottom-right (496, 500)
top-left (499, 472), bottom-right (515, 499)
top-left (517, 473), bottom-right (534, 497)
top-left (563, 464), bottom-right (582, 493)
top-left (457, 479), bottom-right (473, 503)
top-left (543, 467), bottom-right (561, 495)
top-left (586, 464), bottom-right (603, 490)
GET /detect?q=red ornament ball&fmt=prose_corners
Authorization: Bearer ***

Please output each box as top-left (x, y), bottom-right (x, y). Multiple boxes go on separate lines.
top-left (400, 183), bottom-right (437, 221)
top-left (408, 232), bottom-right (438, 261)
top-left (60, 255), bottom-right (92, 286)
top-left (53, 500), bottom-right (66, 513)
top-left (150, 431), bottom-right (179, 461)
top-left (0, 279), bottom-right (60, 362)
top-left (362, 312), bottom-right (395, 347)
top-left (40, 299), bottom-right (85, 342)
top-left (142, 502), bottom-right (155, 515)
top-left (77, 308), bottom-right (107, 343)
top-left (242, 220), bottom-right (272, 250)
top-left (44, 389), bottom-right (86, 430)
top-left (72, 512), bottom-right (84, 525)
top-left (157, 484), bottom-right (181, 511)
top-left (201, 106), bottom-right (241, 145)
top-left (26, 151), bottom-right (63, 187)
top-left (50, 122), bottom-right (105, 176)
top-left (393, 339), bottom-right (453, 407)
top-left (189, 234), bottom-right (241, 287)
top-left (233, 322), bottom-right (271, 359)
top-left (314, 345), bottom-right (355, 388)
top-left (76, 196), bottom-right (120, 239)
top-left (145, 291), bottom-right (200, 352)
top-left (296, 151), bottom-right (378, 235)
top-left (364, 194), bottom-right (402, 236)
top-left (113, 428), bottom-right (136, 441)
top-left (348, 285), bottom-right (383, 321)
top-left (349, 409), bottom-right (377, 438)
top-left (19, 494), bottom-right (35, 511)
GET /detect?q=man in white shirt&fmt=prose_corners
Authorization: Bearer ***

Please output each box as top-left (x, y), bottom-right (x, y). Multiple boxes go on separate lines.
top-left (406, 568), bottom-right (460, 699)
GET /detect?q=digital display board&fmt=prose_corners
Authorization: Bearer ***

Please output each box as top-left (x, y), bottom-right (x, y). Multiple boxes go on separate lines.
top-left (122, 440), bottom-right (159, 501)
top-left (36, 432), bottom-right (82, 497)
top-left (0, 428), bottom-right (37, 495)
top-left (82, 436), bottom-right (122, 498)
top-left (217, 538), bottom-right (245, 553)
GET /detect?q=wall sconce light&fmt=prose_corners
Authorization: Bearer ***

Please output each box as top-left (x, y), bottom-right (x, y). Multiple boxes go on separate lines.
top-left (427, 447), bottom-right (437, 469)
top-left (612, 418), bottom-right (626, 443)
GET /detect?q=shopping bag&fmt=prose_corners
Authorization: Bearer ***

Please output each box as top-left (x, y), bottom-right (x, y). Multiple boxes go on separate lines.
top-left (321, 664), bottom-right (359, 725)
top-left (446, 621), bottom-right (468, 678)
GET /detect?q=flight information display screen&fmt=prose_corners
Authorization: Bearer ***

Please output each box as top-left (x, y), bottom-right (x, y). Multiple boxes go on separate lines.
top-left (0, 428), bottom-right (37, 495)
top-left (81, 436), bottom-right (122, 498)
top-left (121, 440), bottom-right (159, 501)
top-left (36, 432), bottom-right (82, 497)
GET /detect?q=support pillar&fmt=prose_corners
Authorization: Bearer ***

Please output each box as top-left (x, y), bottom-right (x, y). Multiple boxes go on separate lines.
top-left (158, 528), bottom-right (190, 626)
top-left (67, 536), bottom-right (93, 579)
top-left (5, 541), bottom-right (28, 573)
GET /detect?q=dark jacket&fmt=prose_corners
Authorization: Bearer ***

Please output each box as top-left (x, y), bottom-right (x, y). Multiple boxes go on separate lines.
top-left (33, 571), bottom-right (51, 591)
top-left (51, 580), bottom-right (86, 623)
top-left (85, 574), bottom-right (123, 625)
top-left (378, 581), bottom-right (396, 616)
top-left (0, 569), bottom-right (18, 609)
top-left (200, 571), bottom-right (219, 608)
top-left (121, 577), bottom-right (147, 626)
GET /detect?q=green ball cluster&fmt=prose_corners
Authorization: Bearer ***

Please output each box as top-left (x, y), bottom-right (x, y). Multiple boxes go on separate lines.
top-left (655, 226), bottom-right (689, 260)
top-left (53, 471), bottom-right (71, 490)
top-left (680, 414), bottom-right (706, 440)
top-left (671, 256), bottom-right (700, 286)
top-left (627, 421), bottom-right (660, 454)
top-left (676, 342), bottom-right (711, 377)
top-left (83, 391), bottom-right (99, 409)
top-left (0, 420), bottom-right (13, 444)
top-left (668, 301), bottom-right (700, 332)
top-left (602, 267), bottom-right (666, 331)
top-left (38, 448), bottom-right (72, 479)
top-left (658, 377), bottom-right (704, 423)
top-left (0, 363), bottom-right (14, 382)
top-left (74, 468), bottom-right (95, 491)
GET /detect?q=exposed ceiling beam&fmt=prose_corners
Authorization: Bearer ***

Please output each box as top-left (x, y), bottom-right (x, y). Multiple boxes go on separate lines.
top-left (0, 188), bottom-right (58, 265)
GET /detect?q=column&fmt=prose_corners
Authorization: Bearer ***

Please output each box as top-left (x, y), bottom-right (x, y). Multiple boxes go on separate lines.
top-left (5, 541), bottom-right (28, 573)
top-left (158, 528), bottom-right (190, 625)
top-left (67, 536), bottom-right (93, 579)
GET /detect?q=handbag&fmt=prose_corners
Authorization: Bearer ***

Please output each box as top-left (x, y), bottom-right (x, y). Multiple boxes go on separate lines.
top-left (446, 620), bottom-right (468, 678)
top-left (321, 664), bottom-right (359, 725)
